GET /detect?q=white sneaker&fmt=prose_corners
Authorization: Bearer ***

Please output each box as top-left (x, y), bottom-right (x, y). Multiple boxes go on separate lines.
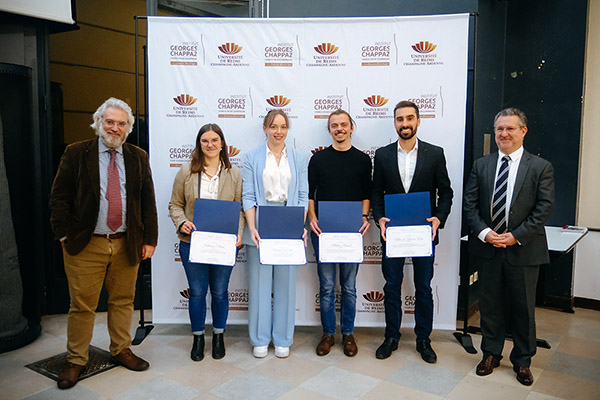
top-left (253, 346), bottom-right (268, 358)
top-left (274, 346), bottom-right (289, 358)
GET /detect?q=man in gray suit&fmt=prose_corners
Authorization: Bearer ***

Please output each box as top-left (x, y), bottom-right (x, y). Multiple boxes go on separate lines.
top-left (463, 107), bottom-right (554, 386)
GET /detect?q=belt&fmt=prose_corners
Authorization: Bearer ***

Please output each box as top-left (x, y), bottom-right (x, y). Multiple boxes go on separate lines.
top-left (93, 233), bottom-right (125, 239)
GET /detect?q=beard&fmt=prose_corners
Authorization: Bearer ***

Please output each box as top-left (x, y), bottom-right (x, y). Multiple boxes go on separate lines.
top-left (397, 126), bottom-right (417, 140)
top-left (97, 125), bottom-right (128, 148)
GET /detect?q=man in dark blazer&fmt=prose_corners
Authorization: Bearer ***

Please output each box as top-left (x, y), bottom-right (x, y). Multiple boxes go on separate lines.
top-left (372, 100), bottom-right (453, 362)
top-left (50, 98), bottom-right (158, 389)
top-left (463, 107), bottom-right (554, 386)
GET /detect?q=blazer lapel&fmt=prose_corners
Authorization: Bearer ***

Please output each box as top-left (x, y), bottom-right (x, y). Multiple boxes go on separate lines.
top-left (85, 139), bottom-right (100, 200)
top-left (408, 140), bottom-right (426, 193)
top-left (511, 150), bottom-right (531, 206)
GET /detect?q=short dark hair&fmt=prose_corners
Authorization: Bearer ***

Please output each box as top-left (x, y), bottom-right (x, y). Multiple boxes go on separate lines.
top-left (190, 123), bottom-right (231, 173)
top-left (494, 107), bottom-right (527, 128)
top-left (393, 100), bottom-right (420, 119)
top-left (263, 109), bottom-right (290, 129)
top-left (327, 109), bottom-right (355, 132)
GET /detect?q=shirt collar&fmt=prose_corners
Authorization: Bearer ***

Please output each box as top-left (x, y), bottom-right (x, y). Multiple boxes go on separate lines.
top-left (266, 143), bottom-right (287, 157)
top-left (397, 139), bottom-right (418, 154)
top-left (98, 137), bottom-right (123, 154)
top-left (499, 146), bottom-right (524, 162)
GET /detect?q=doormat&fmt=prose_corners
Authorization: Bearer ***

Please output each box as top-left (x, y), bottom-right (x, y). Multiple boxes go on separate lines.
top-left (25, 345), bottom-right (116, 382)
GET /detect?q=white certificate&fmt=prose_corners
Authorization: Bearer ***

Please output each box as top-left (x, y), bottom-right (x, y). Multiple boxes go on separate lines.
top-left (259, 239), bottom-right (307, 265)
top-left (189, 231), bottom-right (237, 266)
top-left (319, 233), bottom-right (364, 263)
top-left (386, 225), bottom-right (433, 258)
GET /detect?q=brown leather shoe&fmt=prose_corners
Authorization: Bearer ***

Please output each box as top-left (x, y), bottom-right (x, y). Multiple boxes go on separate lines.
top-left (316, 334), bottom-right (335, 356)
top-left (476, 355), bottom-right (500, 376)
top-left (515, 366), bottom-right (534, 386)
top-left (111, 348), bottom-right (150, 371)
top-left (343, 334), bottom-right (358, 357)
top-left (57, 363), bottom-right (85, 389)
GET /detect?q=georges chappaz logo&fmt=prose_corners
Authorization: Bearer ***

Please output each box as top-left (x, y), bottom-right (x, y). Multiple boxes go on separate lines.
top-left (173, 94), bottom-right (197, 106)
top-left (411, 41), bottom-right (437, 54)
top-left (266, 95), bottom-right (291, 108)
top-left (218, 42), bottom-right (243, 55)
top-left (363, 291), bottom-right (385, 302)
top-left (314, 42), bottom-right (339, 55)
top-left (363, 95), bottom-right (389, 108)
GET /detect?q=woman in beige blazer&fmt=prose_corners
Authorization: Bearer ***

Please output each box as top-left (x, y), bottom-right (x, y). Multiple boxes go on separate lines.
top-left (169, 123), bottom-right (244, 362)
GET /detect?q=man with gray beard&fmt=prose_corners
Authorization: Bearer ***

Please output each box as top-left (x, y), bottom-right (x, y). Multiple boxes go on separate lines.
top-left (49, 98), bottom-right (158, 389)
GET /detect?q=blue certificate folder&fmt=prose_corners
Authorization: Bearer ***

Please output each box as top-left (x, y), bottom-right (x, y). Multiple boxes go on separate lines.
top-left (384, 192), bottom-right (431, 226)
top-left (193, 198), bottom-right (241, 235)
top-left (258, 206), bottom-right (305, 239)
top-left (318, 201), bottom-right (363, 233)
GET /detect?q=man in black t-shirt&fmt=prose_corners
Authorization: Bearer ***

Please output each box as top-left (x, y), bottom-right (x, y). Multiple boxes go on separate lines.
top-left (308, 109), bottom-right (372, 357)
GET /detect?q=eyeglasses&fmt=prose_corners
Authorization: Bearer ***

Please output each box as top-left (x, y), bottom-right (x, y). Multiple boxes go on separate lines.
top-left (103, 119), bottom-right (128, 128)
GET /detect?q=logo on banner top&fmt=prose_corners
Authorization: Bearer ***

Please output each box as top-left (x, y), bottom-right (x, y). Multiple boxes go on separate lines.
top-left (264, 42), bottom-right (294, 67)
top-left (356, 94), bottom-right (392, 120)
top-left (306, 42), bottom-right (345, 67)
top-left (313, 95), bottom-right (344, 119)
top-left (173, 94), bottom-right (197, 106)
top-left (361, 42), bottom-right (391, 66)
top-left (266, 95), bottom-right (291, 108)
top-left (218, 42), bottom-right (243, 54)
top-left (363, 291), bottom-right (385, 302)
top-left (311, 146), bottom-right (327, 154)
top-left (217, 95), bottom-right (247, 119)
top-left (363, 95), bottom-right (389, 107)
top-left (404, 40), bottom-right (443, 66)
top-left (169, 41), bottom-right (198, 66)
top-left (407, 91), bottom-right (442, 118)
top-left (211, 42), bottom-right (249, 67)
top-left (228, 144), bottom-right (242, 167)
top-left (167, 94), bottom-right (204, 119)
top-left (169, 143), bottom-right (194, 167)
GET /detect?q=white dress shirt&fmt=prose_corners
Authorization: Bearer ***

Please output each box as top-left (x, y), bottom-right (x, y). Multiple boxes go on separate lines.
top-left (263, 144), bottom-right (291, 203)
top-left (478, 146), bottom-right (524, 242)
top-left (397, 140), bottom-right (418, 191)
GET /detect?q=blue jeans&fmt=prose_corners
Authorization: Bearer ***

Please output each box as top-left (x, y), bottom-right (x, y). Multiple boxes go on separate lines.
top-left (179, 241), bottom-right (233, 333)
top-left (381, 242), bottom-right (435, 343)
top-left (311, 232), bottom-right (358, 335)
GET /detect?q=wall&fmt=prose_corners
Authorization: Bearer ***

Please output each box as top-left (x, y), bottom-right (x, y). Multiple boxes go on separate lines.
top-left (574, 0), bottom-right (600, 301)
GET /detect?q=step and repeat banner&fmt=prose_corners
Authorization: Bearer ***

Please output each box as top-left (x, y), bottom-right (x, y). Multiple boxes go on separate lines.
top-left (148, 14), bottom-right (469, 330)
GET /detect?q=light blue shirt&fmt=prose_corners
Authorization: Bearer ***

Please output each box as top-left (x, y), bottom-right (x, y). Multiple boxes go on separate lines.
top-left (94, 138), bottom-right (127, 234)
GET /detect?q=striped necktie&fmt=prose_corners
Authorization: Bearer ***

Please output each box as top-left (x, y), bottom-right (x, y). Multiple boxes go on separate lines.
top-left (491, 155), bottom-right (510, 233)
top-left (106, 149), bottom-right (122, 232)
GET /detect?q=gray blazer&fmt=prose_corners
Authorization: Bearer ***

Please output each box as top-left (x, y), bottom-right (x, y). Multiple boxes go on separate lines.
top-left (463, 149), bottom-right (555, 265)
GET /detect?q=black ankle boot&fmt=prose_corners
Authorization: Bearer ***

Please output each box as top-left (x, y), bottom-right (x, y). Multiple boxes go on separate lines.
top-left (191, 334), bottom-right (204, 361)
top-left (212, 333), bottom-right (225, 359)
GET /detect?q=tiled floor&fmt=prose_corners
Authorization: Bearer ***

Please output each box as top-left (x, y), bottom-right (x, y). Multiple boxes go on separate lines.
top-left (1, 307), bottom-right (599, 399)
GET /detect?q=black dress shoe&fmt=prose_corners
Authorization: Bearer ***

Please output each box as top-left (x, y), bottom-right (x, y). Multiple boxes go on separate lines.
top-left (375, 338), bottom-right (398, 359)
top-left (212, 333), bottom-right (225, 359)
top-left (476, 355), bottom-right (500, 376)
top-left (191, 334), bottom-right (204, 361)
top-left (416, 341), bottom-right (437, 363)
top-left (515, 366), bottom-right (534, 386)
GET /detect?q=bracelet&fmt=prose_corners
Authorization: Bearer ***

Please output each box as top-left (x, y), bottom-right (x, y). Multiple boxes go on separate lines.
top-left (362, 214), bottom-right (369, 218)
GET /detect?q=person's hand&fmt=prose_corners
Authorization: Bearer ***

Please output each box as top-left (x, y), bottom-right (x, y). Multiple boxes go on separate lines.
top-left (250, 227), bottom-right (261, 248)
top-left (378, 217), bottom-right (390, 241)
top-left (303, 228), bottom-right (308, 247)
top-left (427, 216), bottom-right (441, 241)
top-left (309, 216), bottom-right (321, 236)
top-left (142, 245), bottom-right (156, 260)
top-left (180, 221), bottom-right (196, 235)
top-left (496, 232), bottom-right (517, 247)
top-left (236, 235), bottom-right (242, 248)
top-left (359, 217), bottom-right (370, 236)
top-left (484, 231), bottom-right (506, 248)
top-left (60, 239), bottom-right (66, 248)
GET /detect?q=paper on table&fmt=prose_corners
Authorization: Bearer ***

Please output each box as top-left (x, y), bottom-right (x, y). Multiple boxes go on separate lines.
top-left (189, 231), bottom-right (237, 266)
top-left (385, 225), bottom-right (432, 258)
top-left (319, 232), bottom-right (364, 263)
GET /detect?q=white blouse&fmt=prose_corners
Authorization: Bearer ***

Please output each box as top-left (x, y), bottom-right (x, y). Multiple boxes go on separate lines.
top-left (199, 164), bottom-right (221, 200)
top-left (263, 144), bottom-right (291, 203)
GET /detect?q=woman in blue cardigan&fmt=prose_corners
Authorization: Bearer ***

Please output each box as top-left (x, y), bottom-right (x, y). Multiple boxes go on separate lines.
top-left (242, 109), bottom-right (308, 358)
